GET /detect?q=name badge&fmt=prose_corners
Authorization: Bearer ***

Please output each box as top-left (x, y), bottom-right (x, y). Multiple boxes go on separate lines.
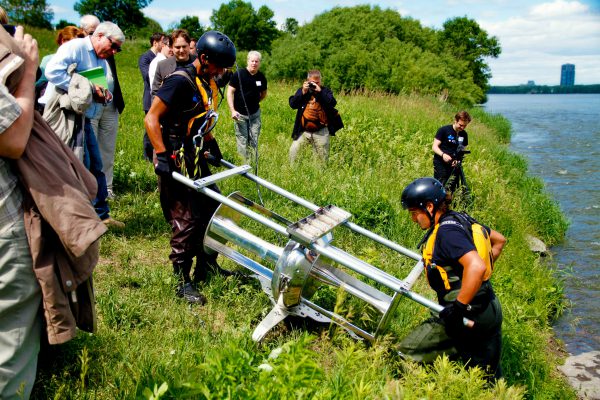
top-left (256, 81), bottom-right (262, 87)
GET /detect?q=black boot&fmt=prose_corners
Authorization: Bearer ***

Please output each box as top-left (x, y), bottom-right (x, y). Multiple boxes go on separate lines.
top-left (174, 261), bottom-right (206, 305)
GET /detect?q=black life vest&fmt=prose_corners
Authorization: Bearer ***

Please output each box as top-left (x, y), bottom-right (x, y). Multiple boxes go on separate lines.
top-left (161, 68), bottom-right (218, 141)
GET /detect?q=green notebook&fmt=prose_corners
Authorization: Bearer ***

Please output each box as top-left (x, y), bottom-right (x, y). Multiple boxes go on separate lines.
top-left (78, 66), bottom-right (107, 88)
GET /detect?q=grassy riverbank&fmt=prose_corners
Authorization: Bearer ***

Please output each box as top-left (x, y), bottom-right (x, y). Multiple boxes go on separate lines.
top-left (29, 30), bottom-right (574, 399)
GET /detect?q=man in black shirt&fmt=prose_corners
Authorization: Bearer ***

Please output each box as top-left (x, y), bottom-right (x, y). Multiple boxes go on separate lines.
top-left (144, 31), bottom-right (236, 305)
top-left (227, 50), bottom-right (267, 162)
top-left (399, 177), bottom-right (506, 379)
top-left (432, 110), bottom-right (471, 194)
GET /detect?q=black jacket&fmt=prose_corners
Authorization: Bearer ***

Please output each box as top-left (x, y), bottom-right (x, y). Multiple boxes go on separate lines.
top-left (289, 86), bottom-right (343, 140)
top-left (107, 56), bottom-right (125, 114)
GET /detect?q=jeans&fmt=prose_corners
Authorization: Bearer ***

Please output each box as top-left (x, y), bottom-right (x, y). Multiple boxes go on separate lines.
top-left (289, 126), bottom-right (330, 163)
top-left (90, 102), bottom-right (119, 191)
top-left (233, 109), bottom-right (261, 162)
top-left (84, 119), bottom-right (110, 220)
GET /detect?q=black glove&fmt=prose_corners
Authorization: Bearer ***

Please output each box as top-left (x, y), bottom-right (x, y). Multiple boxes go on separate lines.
top-left (439, 300), bottom-right (468, 337)
top-left (154, 152), bottom-right (173, 177)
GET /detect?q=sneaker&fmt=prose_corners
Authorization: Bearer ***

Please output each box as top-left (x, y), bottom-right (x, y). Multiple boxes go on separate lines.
top-left (102, 217), bottom-right (125, 229)
top-left (176, 282), bottom-right (207, 305)
top-left (107, 189), bottom-right (115, 199)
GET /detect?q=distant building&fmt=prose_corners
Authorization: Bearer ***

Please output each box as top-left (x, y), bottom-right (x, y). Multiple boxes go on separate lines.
top-left (561, 64), bottom-right (575, 86)
top-left (527, 80), bottom-right (536, 86)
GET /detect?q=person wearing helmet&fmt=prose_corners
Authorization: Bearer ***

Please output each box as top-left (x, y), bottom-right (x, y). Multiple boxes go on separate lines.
top-left (399, 177), bottom-right (506, 380)
top-left (432, 111), bottom-right (471, 195)
top-left (144, 30), bottom-right (236, 305)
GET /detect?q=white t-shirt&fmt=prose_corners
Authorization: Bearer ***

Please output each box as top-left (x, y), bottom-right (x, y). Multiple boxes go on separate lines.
top-left (148, 53), bottom-right (167, 90)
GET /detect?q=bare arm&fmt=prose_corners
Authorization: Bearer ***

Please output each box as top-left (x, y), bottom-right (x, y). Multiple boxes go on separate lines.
top-left (489, 229), bottom-right (506, 262)
top-left (259, 89), bottom-right (267, 102)
top-left (227, 85), bottom-right (240, 120)
top-left (144, 96), bottom-right (169, 154)
top-left (432, 138), bottom-right (452, 163)
top-left (0, 26), bottom-right (38, 159)
top-left (456, 250), bottom-right (487, 305)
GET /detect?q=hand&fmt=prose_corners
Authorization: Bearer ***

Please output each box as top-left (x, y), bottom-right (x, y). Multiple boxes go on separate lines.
top-left (154, 152), bottom-right (173, 176)
top-left (302, 81), bottom-right (311, 94)
top-left (14, 26), bottom-right (39, 66)
top-left (439, 300), bottom-right (468, 336)
top-left (92, 85), bottom-right (108, 103)
top-left (231, 110), bottom-right (241, 121)
top-left (442, 153), bottom-right (452, 163)
top-left (13, 26), bottom-right (38, 79)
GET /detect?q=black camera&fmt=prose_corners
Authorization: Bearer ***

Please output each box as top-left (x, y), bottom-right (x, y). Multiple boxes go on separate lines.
top-left (2, 24), bottom-right (16, 37)
top-left (308, 82), bottom-right (317, 90)
top-left (453, 145), bottom-right (471, 162)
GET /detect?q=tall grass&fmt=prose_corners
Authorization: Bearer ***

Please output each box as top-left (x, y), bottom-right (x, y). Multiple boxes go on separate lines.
top-left (28, 29), bottom-right (574, 399)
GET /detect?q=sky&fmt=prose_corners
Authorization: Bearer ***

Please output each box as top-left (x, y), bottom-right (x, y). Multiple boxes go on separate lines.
top-left (47, 0), bottom-right (600, 86)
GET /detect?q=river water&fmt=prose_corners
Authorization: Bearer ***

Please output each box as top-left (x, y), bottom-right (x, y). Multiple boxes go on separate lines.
top-left (484, 94), bottom-right (600, 355)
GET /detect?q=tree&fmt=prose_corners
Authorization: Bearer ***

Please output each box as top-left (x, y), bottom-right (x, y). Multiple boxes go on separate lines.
top-left (55, 19), bottom-right (78, 29)
top-left (210, 0), bottom-right (279, 52)
top-left (178, 15), bottom-right (205, 40)
top-left (282, 17), bottom-right (298, 35)
top-left (130, 17), bottom-right (164, 40)
top-left (440, 16), bottom-right (501, 101)
top-left (74, 0), bottom-right (151, 34)
top-left (268, 5), bottom-right (483, 105)
top-left (1, 0), bottom-right (53, 29)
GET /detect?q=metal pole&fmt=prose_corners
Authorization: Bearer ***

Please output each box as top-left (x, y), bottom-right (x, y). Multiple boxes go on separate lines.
top-left (172, 172), bottom-right (288, 236)
top-left (219, 159), bottom-right (421, 260)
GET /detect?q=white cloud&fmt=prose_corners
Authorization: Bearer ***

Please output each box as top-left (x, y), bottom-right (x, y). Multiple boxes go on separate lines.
top-left (143, 7), bottom-right (213, 27)
top-left (530, 0), bottom-right (588, 18)
top-left (481, 0), bottom-right (600, 85)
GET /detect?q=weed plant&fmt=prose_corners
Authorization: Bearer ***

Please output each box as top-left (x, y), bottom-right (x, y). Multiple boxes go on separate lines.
top-left (28, 30), bottom-right (574, 399)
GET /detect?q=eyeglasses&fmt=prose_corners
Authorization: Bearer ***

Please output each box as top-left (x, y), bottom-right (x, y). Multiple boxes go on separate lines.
top-left (106, 36), bottom-right (122, 53)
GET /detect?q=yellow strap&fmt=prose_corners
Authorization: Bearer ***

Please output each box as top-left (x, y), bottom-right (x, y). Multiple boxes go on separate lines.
top-left (423, 224), bottom-right (452, 290)
top-left (186, 77), bottom-right (219, 136)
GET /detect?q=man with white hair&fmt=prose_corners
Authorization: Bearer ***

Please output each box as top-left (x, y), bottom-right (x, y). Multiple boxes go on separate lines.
top-left (80, 15), bottom-right (125, 199)
top-left (79, 14), bottom-right (100, 35)
top-left (227, 50), bottom-right (267, 162)
top-left (45, 21), bottom-right (125, 228)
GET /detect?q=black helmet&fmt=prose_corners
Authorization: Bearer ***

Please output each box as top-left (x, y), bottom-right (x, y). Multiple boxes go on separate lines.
top-left (401, 177), bottom-right (446, 211)
top-left (196, 31), bottom-right (236, 68)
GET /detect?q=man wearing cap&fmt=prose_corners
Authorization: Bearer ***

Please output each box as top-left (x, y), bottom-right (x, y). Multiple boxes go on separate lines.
top-left (145, 31), bottom-right (236, 305)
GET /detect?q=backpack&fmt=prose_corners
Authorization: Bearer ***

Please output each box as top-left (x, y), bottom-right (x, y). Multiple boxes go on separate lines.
top-left (301, 96), bottom-right (328, 132)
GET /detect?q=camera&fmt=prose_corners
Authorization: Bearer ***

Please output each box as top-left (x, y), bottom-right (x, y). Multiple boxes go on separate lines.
top-left (2, 24), bottom-right (16, 37)
top-left (453, 145), bottom-right (471, 162)
top-left (308, 82), bottom-right (317, 91)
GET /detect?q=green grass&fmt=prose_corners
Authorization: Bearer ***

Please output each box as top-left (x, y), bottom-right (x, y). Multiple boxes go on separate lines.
top-left (28, 29), bottom-right (574, 399)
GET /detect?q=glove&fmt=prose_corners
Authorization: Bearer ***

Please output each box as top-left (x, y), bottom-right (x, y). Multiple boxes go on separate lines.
top-left (154, 152), bottom-right (173, 177)
top-left (439, 300), bottom-right (468, 337)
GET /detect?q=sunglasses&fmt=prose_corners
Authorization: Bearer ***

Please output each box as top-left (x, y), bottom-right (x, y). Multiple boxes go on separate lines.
top-left (106, 36), bottom-right (122, 53)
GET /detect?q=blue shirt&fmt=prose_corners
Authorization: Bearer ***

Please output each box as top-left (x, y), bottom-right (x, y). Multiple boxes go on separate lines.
top-left (44, 37), bottom-right (114, 119)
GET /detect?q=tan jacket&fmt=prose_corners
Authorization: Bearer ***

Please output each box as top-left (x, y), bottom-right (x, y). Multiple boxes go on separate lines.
top-left (16, 112), bottom-right (107, 345)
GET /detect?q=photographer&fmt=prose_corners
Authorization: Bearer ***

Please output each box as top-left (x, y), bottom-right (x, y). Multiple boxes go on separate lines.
top-left (432, 110), bottom-right (471, 194)
top-left (289, 70), bottom-right (343, 163)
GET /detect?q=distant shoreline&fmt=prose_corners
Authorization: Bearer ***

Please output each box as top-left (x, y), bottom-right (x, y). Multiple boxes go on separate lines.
top-left (488, 84), bottom-right (600, 94)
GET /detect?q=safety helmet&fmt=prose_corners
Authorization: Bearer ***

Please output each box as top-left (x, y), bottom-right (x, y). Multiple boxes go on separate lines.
top-left (401, 177), bottom-right (446, 211)
top-left (196, 31), bottom-right (236, 68)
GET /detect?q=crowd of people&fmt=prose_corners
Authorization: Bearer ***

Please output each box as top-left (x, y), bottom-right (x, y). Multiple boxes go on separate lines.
top-left (0, 10), bottom-right (506, 398)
